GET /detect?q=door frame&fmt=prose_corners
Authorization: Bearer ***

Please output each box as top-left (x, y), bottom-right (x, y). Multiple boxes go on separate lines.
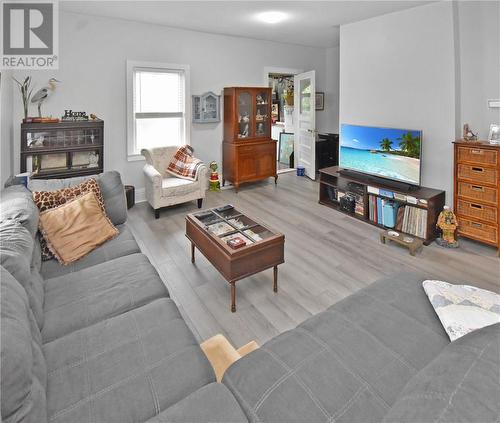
top-left (264, 67), bottom-right (303, 173)
top-left (294, 70), bottom-right (316, 180)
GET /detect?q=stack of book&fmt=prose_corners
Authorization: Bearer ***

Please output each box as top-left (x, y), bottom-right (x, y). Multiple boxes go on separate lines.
top-left (400, 206), bottom-right (428, 238)
top-left (368, 195), bottom-right (392, 225)
top-left (369, 195), bottom-right (428, 238)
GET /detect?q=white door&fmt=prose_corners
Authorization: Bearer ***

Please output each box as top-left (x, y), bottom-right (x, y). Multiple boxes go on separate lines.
top-left (294, 70), bottom-right (316, 180)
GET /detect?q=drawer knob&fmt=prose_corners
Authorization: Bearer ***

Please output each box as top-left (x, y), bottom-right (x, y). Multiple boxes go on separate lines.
top-left (471, 222), bottom-right (482, 229)
top-left (471, 167), bottom-right (484, 172)
top-left (471, 185), bottom-right (484, 192)
top-left (470, 203), bottom-right (483, 210)
top-left (471, 149), bottom-right (483, 155)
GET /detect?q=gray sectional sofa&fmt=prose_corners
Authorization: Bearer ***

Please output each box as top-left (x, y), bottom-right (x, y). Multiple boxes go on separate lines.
top-left (1, 171), bottom-right (498, 423)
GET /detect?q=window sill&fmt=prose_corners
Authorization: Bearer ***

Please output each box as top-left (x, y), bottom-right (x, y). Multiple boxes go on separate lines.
top-left (127, 154), bottom-right (145, 162)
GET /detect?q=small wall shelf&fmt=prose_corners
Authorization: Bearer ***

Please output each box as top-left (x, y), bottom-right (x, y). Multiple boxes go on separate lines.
top-left (192, 91), bottom-right (220, 123)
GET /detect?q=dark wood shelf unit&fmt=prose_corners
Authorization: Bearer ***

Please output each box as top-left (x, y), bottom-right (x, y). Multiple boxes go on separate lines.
top-left (21, 120), bottom-right (104, 179)
top-left (222, 87), bottom-right (277, 192)
top-left (319, 166), bottom-right (446, 245)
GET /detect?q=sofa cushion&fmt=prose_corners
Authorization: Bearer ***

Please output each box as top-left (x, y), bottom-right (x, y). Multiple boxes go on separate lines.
top-left (1, 266), bottom-right (47, 423)
top-left (162, 177), bottom-right (198, 197)
top-left (223, 272), bottom-right (450, 423)
top-left (0, 185), bottom-right (39, 237)
top-left (41, 253), bottom-right (169, 343)
top-left (40, 223), bottom-right (140, 278)
top-left (0, 219), bottom-right (44, 329)
top-left (383, 323), bottom-right (500, 423)
top-left (146, 383), bottom-right (248, 423)
top-left (43, 298), bottom-right (215, 423)
top-left (29, 171), bottom-right (127, 226)
top-left (33, 177), bottom-right (107, 260)
top-left (38, 192), bottom-right (119, 265)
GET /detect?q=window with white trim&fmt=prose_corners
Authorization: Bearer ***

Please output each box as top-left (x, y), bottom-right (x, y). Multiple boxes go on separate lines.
top-left (127, 61), bottom-right (190, 160)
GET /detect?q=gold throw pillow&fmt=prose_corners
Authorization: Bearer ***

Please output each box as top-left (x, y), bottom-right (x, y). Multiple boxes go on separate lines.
top-left (32, 178), bottom-right (106, 260)
top-left (38, 191), bottom-right (118, 265)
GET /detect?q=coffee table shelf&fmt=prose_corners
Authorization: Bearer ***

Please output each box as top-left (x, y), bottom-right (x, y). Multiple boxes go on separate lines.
top-left (186, 205), bottom-right (285, 312)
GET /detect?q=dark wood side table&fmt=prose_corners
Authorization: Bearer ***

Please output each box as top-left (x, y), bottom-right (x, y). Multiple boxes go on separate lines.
top-left (186, 206), bottom-right (285, 312)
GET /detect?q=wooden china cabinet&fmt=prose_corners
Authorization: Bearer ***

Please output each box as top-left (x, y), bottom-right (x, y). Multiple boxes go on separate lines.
top-left (222, 87), bottom-right (277, 192)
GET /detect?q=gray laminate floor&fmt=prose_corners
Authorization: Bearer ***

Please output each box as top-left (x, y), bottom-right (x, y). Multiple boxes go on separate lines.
top-left (127, 172), bottom-right (499, 347)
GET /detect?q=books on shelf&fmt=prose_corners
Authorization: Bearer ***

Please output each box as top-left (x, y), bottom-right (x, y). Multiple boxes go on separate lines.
top-left (401, 205), bottom-right (428, 238)
top-left (368, 194), bottom-right (427, 238)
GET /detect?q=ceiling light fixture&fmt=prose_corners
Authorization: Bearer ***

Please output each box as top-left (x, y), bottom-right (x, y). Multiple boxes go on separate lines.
top-left (256, 11), bottom-right (288, 24)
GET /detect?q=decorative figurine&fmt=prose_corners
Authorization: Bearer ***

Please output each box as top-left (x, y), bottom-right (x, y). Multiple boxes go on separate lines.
top-left (463, 123), bottom-right (478, 141)
top-left (31, 78), bottom-right (61, 117)
top-left (209, 161), bottom-right (221, 191)
top-left (436, 206), bottom-right (459, 248)
top-left (239, 114), bottom-right (249, 137)
top-left (88, 151), bottom-right (99, 168)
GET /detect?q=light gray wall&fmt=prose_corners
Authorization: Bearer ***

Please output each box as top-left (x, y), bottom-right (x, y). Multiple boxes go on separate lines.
top-left (458, 1), bottom-right (500, 139)
top-left (324, 46), bottom-right (340, 134)
top-left (0, 71), bottom-right (14, 185)
top-left (11, 11), bottom-right (335, 191)
top-left (340, 1), bottom-right (456, 199)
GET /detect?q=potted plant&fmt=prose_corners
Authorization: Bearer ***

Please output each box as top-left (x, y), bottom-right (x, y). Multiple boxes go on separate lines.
top-left (13, 76), bottom-right (34, 121)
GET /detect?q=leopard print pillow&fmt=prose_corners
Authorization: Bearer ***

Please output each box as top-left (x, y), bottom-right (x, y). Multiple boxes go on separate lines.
top-left (33, 178), bottom-right (106, 260)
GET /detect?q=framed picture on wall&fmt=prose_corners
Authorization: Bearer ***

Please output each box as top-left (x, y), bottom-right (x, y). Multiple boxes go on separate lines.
top-left (279, 132), bottom-right (294, 165)
top-left (315, 92), bottom-right (325, 110)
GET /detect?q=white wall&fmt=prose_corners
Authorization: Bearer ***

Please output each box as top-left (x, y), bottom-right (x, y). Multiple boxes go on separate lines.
top-left (11, 11), bottom-right (334, 191)
top-left (340, 2), bottom-right (457, 200)
top-left (458, 1), bottom-right (500, 139)
top-left (0, 71), bottom-right (14, 185)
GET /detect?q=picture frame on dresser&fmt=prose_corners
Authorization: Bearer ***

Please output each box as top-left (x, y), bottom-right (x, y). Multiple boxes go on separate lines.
top-left (488, 124), bottom-right (500, 144)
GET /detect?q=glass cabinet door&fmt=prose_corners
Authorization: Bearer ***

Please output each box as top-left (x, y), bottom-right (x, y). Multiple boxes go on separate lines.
top-left (237, 91), bottom-right (252, 139)
top-left (25, 128), bottom-right (101, 149)
top-left (255, 90), bottom-right (269, 137)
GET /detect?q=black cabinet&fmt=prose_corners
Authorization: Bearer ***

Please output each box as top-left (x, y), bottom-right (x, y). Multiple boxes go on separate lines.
top-left (316, 133), bottom-right (339, 173)
top-left (21, 120), bottom-right (104, 179)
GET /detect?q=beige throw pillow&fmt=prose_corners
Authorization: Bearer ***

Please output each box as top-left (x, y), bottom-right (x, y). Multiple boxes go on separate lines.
top-left (38, 191), bottom-right (118, 265)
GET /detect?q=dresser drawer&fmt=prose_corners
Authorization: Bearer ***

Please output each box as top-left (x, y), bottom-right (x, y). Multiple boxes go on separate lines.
top-left (457, 181), bottom-right (497, 205)
top-left (457, 199), bottom-right (497, 224)
top-left (237, 142), bottom-right (275, 156)
top-left (457, 146), bottom-right (497, 166)
top-left (457, 164), bottom-right (497, 185)
top-left (458, 218), bottom-right (497, 244)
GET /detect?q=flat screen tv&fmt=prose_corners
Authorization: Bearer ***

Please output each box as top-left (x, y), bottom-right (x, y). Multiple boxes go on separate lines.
top-left (340, 123), bottom-right (422, 186)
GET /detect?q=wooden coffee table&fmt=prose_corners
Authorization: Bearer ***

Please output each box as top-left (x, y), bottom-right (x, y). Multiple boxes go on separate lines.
top-left (186, 205), bottom-right (285, 312)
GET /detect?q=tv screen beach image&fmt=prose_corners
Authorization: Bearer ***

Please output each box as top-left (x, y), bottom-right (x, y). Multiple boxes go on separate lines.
top-left (340, 124), bottom-right (421, 185)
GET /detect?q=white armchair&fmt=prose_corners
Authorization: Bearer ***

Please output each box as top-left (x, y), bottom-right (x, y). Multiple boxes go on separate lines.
top-left (141, 147), bottom-right (208, 219)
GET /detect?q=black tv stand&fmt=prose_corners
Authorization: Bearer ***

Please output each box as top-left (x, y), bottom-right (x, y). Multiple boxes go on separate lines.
top-left (319, 166), bottom-right (446, 245)
top-left (338, 168), bottom-right (418, 194)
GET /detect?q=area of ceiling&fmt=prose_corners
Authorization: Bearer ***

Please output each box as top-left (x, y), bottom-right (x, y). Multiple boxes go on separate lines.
top-left (60, 1), bottom-right (432, 48)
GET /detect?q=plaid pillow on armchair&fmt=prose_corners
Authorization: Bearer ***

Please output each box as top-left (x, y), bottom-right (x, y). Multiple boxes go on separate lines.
top-left (166, 145), bottom-right (204, 181)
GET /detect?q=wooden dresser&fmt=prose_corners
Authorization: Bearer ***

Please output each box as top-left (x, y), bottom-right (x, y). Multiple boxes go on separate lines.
top-left (453, 140), bottom-right (499, 254)
top-left (222, 87), bottom-right (277, 192)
